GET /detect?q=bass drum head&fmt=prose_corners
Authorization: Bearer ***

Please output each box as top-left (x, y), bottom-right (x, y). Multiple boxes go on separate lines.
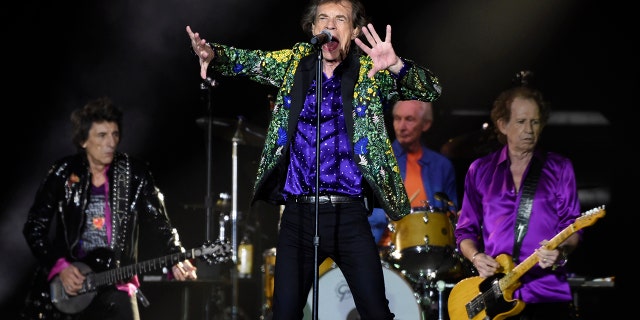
top-left (303, 263), bottom-right (423, 320)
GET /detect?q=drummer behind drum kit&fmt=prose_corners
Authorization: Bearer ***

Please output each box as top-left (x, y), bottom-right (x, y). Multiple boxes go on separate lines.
top-left (260, 195), bottom-right (476, 320)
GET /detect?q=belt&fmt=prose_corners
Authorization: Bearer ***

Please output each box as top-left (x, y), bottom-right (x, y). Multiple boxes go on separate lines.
top-left (292, 195), bottom-right (363, 204)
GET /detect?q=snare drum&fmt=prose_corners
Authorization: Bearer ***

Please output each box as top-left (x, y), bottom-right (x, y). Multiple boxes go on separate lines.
top-left (303, 261), bottom-right (422, 320)
top-left (389, 210), bottom-right (458, 279)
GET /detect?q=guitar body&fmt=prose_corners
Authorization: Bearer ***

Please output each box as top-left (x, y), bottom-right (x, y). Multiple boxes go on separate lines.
top-left (51, 262), bottom-right (97, 314)
top-left (447, 273), bottom-right (524, 320)
top-left (50, 248), bottom-right (121, 314)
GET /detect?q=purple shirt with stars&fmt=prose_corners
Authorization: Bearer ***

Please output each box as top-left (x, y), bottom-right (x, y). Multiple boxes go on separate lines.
top-left (283, 74), bottom-right (362, 197)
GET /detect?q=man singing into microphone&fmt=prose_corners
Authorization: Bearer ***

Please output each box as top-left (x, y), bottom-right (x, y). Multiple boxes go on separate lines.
top-left (187, 0), bottom-right (441, 318)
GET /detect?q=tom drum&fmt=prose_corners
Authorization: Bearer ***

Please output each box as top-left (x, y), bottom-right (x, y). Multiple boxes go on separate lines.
top-left (388, 210), bottom-right (460, 280)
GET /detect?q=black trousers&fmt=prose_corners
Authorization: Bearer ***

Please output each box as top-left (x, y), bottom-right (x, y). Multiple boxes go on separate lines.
top-left (272, 200), bottom-right (394, 320)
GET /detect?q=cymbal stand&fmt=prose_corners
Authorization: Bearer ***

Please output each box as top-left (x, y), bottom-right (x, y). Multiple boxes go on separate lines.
top-left (228, 116), bottom-right (247, 320)
top-left (436, 280), bottom-right (454, 320)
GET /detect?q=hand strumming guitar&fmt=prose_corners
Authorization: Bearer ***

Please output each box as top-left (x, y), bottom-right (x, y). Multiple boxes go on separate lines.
top-left (60, 264), bottom-right (86, 296)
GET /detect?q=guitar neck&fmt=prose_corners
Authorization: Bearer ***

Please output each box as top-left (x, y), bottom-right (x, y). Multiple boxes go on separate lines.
top-left (90, 249), bottom-right (198, 288)
top-left (498, 226), bottom-right (572, 290)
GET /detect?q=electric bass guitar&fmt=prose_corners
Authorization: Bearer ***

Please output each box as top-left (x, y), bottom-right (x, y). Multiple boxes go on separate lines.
top-left (50, 239), bottom-right (232, 314)
top-left (447, 205), bottom-right (605, 320)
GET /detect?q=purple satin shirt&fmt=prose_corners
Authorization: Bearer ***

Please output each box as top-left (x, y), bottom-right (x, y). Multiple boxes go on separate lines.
top-left (283, 75), bottom-right (362, 197)
top-left (455, 145), bottom-right (581, 303)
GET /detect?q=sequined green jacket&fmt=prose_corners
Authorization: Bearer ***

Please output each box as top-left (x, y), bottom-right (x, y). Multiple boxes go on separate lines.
top-left (208, 42), bottom-right (441, 220)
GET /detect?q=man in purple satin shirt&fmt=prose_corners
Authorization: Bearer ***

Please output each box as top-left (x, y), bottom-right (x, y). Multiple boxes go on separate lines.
top-left (453, 83), bottom-right (581, 320)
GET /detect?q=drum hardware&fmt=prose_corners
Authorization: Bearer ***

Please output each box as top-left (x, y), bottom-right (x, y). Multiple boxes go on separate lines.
top-left (403, 267), bottom-right (438, 283)
top-left (261, 248), bottom-right (277, 318)
top-left (237, 234), bottom-right (253, 279)
top-left (434, 192), bottom-right (459, 226)
top-left (433, 192), bottom-right (454, 208)
top-left (217, 193), bottom-right (231, 243)
top-left (198, 78), bottom-right (266, 320)
top-left (435, 280), bottom-right (455, 320)
top-left (197, 78), bottom-right (243, 320)
top-left (406, 275), bottom-right (456, 320)
top-left (196, 116), bottom-right (266, 147)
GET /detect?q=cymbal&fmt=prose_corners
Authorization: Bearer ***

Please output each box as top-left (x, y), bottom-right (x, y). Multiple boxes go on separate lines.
top-left (440, 125), bottom-right (501, 159)
top-left (197, 116), bottom-right (266, 147)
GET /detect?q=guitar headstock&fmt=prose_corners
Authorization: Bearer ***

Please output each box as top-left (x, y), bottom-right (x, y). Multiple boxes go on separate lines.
top-left (574, 205), bottom-right (606, 230)
top-left (199, 239), bottom-right (233, 265)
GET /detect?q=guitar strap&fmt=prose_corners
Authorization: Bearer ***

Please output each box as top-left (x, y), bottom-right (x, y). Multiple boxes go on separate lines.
top-left (512, 155), bottom-right (544, 263)
top-left (111, 153), bottom-right (131, 263)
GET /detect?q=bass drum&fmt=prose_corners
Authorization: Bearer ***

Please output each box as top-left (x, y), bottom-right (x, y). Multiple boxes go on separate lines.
top-left (303, 261), bottom-right (423, 320)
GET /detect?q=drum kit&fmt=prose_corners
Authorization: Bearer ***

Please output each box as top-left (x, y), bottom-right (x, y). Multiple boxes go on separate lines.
top-left (260, 200), bottom-right (477, 320)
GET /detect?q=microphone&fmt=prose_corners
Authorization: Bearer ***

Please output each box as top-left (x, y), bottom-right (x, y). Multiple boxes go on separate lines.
top-left (310, 30), bottom-right (332, 46)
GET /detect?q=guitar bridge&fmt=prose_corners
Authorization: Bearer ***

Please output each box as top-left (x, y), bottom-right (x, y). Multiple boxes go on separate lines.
top-left (466, 295), bottom-right (486, 319)
top-left (50, 282), bottom-right (67, 303)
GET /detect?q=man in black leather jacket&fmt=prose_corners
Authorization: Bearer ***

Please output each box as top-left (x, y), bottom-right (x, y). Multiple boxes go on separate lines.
top-left (20, 97), bottom-right (201, 320)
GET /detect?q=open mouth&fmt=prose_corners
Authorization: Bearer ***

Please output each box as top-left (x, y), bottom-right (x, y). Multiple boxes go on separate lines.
top-left (325, 38), bottom-right (339, 51)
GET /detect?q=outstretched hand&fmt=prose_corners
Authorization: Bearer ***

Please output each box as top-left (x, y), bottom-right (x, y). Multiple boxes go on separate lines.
top-left (186, 25), bottom-right (215, 79)
top-left (354, 24), bottom-right (401, 78)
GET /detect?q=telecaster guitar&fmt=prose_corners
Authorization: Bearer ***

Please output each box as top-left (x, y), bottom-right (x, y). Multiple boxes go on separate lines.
top-left (447, 205), bottom-right (605, 320)
top-left (50, 239), bottom-right (232, 314)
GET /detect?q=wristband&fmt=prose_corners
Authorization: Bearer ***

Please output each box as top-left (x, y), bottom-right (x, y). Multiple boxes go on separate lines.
top-left (471, 251), bottom-right (482, 262)
top-left (390, 57), bottom-right (410, 80)
top-left (552, 247), bottom-right (568, 270)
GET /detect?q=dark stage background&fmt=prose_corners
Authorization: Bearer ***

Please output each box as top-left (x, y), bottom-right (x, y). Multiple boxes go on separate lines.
top-left (2, 0), bottom-right (630, 319)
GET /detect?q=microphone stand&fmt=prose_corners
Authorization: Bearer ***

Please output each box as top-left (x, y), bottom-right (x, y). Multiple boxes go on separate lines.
top-left (201, 77), bottom-right (219, 243)
top-left (199, 76), bottom-right (219, 320)
top-left (311, 45), bottom-right (323, 320)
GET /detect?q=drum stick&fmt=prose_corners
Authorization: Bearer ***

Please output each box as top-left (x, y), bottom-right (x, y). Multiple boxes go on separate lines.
top-left (409, 189), bottom-right (421, 203)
